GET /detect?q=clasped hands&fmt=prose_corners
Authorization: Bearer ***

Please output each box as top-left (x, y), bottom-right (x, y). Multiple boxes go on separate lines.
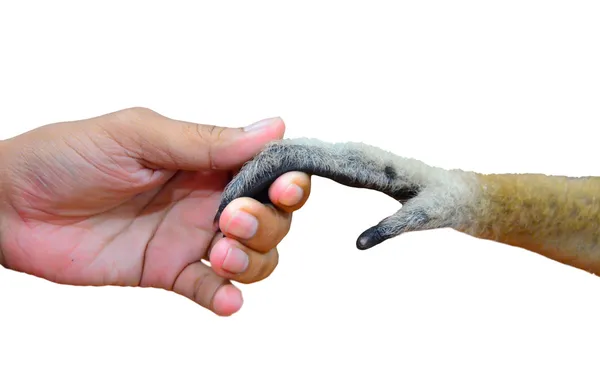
top-left (0, 108), bottom-right (312, 316)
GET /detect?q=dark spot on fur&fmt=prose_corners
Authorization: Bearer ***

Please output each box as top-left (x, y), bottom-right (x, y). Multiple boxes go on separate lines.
top-left (391, 185), bottom-right (420, 203)
top-left (384, 165), bottom-right (397, 180)
top-left (411, 208), bottom-right (431, 225)
top-left (393, 208), bottom-right (431, 232)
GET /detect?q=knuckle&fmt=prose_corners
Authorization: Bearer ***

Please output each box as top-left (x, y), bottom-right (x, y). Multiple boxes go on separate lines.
top-left (191, 271), bottom-right (212, 307)
top-left (111, 108), bottom-right (161, 134)
top-left (192, 123), bottom-right (211, 141)
top-left (188, 123), bottom-right (226, 169)
top-left (119, 106), bottom-right (158, 122)
top-left (190, 123), bottom-right (225, 142)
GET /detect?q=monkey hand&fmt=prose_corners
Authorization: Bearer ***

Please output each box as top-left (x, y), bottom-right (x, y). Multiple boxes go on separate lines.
top-left (215, 138), bottom-right (481, 250)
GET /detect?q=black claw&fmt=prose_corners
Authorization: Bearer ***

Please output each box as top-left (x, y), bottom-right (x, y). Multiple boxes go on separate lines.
top-left (356, 226), bottom-right (386, 250)
top-left (213, 208), bottom-right (225, 228)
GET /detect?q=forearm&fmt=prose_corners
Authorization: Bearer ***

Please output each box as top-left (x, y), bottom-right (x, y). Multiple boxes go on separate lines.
top-left (461, 173), bottom-right (600, 273)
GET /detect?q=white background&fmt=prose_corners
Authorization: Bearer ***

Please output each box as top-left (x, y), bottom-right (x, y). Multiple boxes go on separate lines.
top-left (1, 1), bottom-right (600, 378)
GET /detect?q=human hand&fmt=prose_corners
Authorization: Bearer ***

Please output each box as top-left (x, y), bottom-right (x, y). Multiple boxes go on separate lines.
top-left (0, 108), bottom-right (311, 316)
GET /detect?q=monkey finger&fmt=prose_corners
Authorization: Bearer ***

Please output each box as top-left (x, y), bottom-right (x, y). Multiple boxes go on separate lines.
top-left (218, 197), bottom-right (292, 253)
top-left (356, 190), bottom-right (455, 250)
top-left (209, 237), bottom-right (279, 284)
top-left (267, 171), bottom-right (312, 213)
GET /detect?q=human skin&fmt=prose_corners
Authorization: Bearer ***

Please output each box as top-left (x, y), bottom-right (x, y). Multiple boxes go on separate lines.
top-left (0, 107), bottom-right (312, 316)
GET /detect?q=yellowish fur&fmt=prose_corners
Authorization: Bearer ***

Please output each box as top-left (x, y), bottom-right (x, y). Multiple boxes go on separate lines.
top-left (463, 174), bottom-right (600, 273)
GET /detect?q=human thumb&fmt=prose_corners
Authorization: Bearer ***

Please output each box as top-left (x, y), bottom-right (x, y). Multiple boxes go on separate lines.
top-left (107, 107), bottom-right (286, 171)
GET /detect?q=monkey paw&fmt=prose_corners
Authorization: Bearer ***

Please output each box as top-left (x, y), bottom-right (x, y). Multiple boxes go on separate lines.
top-left (215, 138), bottom-right (480, 249)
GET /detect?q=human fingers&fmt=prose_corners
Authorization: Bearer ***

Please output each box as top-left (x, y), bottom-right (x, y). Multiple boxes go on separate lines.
top-left (267, 171), bottom-right (312, 213)
top-left (172, 261), bottom-right (243, 316)
top-left (100, 107), bottom-right (285, 171)
top-left (209, 237), bottom-right (279, 284)
top-left (215, 172), bottom-right (311, 253)
top-left (217, 197), bottom-right (292, 253)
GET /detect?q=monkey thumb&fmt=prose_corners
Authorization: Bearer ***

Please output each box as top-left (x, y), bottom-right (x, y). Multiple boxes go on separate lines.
top-left (356, 225), bottom-right (388, 250)
top-left (356, 207), bottom-right (432, 250)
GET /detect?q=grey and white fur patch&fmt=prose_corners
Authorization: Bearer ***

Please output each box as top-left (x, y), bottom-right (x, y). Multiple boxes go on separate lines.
top-left (215, 138), bottom-right (480, 249)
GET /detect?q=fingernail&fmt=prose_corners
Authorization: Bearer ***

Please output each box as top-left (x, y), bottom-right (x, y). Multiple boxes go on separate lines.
top-left (222, 247), bottom-right (249, 274)
top-left (243, 117), bottom-right (280, 132)
top-left (224, 210), bottom-right (259, 239)
top-left (213, 285), bottom-right (243, 316)
top-left (279, 183), bottom-right (304, 206)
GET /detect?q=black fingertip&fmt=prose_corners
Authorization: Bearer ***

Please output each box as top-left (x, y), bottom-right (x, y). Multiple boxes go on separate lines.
top-left (356, 226), bottom-right (386, 250)
top-left (213, 200), bottom-right (229, 230)
top-left (213, 208), bottom-right (224, 226)
top-left (212, 218), bottom-right (221, 233)
top-left (253, 187), bottom-right (273, 205)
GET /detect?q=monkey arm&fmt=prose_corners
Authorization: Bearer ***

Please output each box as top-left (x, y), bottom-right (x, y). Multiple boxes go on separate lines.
top-left (216, 138), bottom-right (600, 275)
top-left (463, 173), bottom-right (600, 273)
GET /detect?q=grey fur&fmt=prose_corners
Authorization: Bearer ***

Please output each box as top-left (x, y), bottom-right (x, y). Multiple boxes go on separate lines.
top-left (215, 138), bottom-right (480, 249)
